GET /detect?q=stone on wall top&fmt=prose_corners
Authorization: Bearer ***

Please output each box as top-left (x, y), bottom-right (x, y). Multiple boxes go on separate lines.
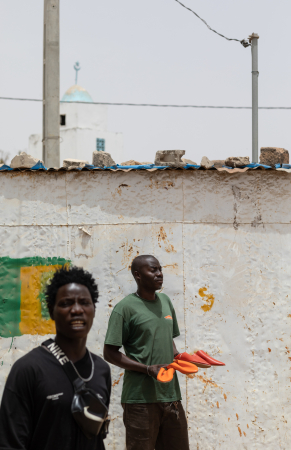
top-left (92, 151), bottom-right (116, 167)
top-left (225, 156), bottom-right (250, 168)
top-left (63, 158), bottom-right (89, 168)
top-left (120, 160), bottom-right (152, 166)
top-left (10, 152), bottom-right (42, 169)
top-left (200, 156), bottom-right (214, 169)
top-left (155, 150), bottom-right (185, 167)
top-left (260, 147), bottom-right (289, 167)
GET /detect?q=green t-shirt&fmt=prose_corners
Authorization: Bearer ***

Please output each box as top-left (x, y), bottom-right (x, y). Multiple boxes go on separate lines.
top-left (104, 292), bottom-right (181, 404)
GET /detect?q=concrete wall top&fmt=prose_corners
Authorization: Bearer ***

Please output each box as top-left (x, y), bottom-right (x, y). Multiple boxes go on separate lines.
top-left (1, 169), bottom-right (291, 226)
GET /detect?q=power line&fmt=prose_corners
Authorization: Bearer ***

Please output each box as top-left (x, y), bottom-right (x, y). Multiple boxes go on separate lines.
top-left (173, 0), bottom-right (250, 48)
top-left (0, 96), bottom-right (290, 109)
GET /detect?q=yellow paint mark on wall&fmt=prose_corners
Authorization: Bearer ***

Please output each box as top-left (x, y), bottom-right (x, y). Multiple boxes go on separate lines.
top-left (199, 287), bottom-right (215, 312)
top-left (19, 265), bottom-right (58, 335)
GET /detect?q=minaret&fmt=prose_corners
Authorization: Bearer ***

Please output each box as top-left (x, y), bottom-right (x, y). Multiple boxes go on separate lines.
top-left (74, 62), bottom-right (81, 85)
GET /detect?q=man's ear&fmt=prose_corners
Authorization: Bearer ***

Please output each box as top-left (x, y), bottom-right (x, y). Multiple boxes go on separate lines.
top-left (134, 270), bottom-right (141, 282)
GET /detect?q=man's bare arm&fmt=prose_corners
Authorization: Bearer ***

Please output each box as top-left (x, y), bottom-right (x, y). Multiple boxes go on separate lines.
top-left (173, 340), bottom-right (179, 357)
top-left (103, 344), bottom-right (167, 379)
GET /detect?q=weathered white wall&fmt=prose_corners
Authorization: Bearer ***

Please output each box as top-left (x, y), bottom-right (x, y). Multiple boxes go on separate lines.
top-left (1, 169), bottom-right (291, 449)
top-left (60, 102), bottom-right (108, 130)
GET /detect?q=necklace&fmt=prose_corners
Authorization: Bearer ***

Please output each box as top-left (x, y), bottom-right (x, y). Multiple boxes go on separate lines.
top-left (70, 350), bottom-right (95, 382)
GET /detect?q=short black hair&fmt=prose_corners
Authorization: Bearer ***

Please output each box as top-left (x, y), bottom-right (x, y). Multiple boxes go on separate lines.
top-left (131, 255), bottom-right (158, 278)
top-left (45, 265), bottom-right (99, 313)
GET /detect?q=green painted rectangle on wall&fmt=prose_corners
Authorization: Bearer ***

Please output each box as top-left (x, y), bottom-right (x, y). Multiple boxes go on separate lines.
top-left (0, 257), bottom-right (70, 338)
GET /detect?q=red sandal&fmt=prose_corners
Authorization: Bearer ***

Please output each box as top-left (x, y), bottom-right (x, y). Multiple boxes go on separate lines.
top-left (196, 350), bottom-right (225, 366)
top-left (175, 352), bottom-right (211, 368)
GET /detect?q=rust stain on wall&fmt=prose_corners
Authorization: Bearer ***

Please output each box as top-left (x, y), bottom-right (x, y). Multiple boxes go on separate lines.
top-left (112, 372), bottom-right (124, 387)
top-left (186, 373), bottom-right (196, 379)
top-left (163, 263), bottom-right (178, 269)
top-left (238, 427), bottom-right (242, 437)
top-left (199, 287), bottom-right (215, 312)
top-left (120, 240), bottom-right (140, 269)
top-left (224, 394), bottom-right (227, 401)
top-left (196, 374), bottom-right (222, 393)
top-left (150, 179), bottom-right (175, 190)
top-left (117, 184), bottom-right (130, 196)
top-left (157, 227), bottom-right (176, 253)
top-left (163, 263), bottom-right (179, 275)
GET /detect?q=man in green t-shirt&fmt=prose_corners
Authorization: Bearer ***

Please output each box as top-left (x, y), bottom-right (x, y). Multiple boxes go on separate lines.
top-left (104, 255), bottom-right (189, 450)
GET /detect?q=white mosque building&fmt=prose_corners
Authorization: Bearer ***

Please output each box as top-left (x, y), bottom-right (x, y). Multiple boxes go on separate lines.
top-left (28, 64), bottom-right (123, 165)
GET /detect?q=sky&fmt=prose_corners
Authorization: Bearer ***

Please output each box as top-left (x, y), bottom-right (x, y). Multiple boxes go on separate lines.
top-left (0, 0), bottom-right (290, 165)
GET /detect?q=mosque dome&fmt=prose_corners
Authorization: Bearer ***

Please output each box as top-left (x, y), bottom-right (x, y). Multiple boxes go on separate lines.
top-left (61, 84), bottom-right (93, 103)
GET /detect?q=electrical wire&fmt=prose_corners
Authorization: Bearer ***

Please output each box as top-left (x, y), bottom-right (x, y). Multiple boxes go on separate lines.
top-left (0, 97), bottom-right (290, 109)
top-left (173, 0), bottom-right (250, 48)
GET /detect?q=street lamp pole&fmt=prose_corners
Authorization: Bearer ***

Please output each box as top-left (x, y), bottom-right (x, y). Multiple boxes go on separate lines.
top-left (43, 0), bottom-right (60, 168)
top-left (249, 33), bottom-right (259, 163)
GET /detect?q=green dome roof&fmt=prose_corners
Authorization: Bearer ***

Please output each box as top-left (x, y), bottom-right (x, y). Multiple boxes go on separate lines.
top-left (61, 85), bottom-right (93, 103)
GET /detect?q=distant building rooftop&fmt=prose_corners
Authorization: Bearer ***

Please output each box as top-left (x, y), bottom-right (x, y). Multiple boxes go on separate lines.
top-left (61, 84), bottom-right (93, 103)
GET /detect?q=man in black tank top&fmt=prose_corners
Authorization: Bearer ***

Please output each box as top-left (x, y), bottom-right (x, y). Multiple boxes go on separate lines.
top-left (0, 266), bottom-right (111, 450)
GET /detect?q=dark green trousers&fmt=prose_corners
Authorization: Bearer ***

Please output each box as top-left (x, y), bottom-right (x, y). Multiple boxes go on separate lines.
top-left (122, 401), bottom-right (189, 450)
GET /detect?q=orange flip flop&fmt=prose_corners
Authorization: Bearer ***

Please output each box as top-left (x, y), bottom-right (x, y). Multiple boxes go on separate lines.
top-left (157, 367), bottom-right (175, 383)
top-left (167, 360), bottom-right (198, 375)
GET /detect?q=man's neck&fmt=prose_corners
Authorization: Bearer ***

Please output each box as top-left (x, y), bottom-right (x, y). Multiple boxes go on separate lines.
top-left (55, 334), bottom-right (87, 363)
top-left (136, 287), bottom-right (157, 302)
